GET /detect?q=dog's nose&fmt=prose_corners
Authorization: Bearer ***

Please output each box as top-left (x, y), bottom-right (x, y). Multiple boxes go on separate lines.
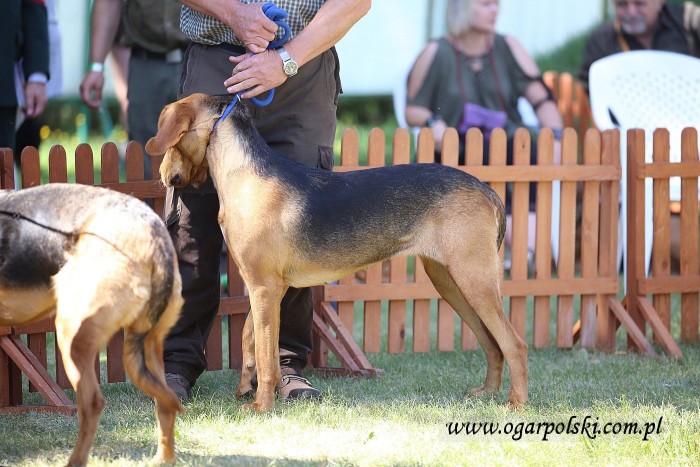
top-left (170, 174), bottom-right (182, 186)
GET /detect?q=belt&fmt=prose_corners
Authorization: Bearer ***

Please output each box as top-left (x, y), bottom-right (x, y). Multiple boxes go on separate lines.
top-left (217, 43), bottom-right (248, 55)
top-left (131, 46), bottom-right (187, 63)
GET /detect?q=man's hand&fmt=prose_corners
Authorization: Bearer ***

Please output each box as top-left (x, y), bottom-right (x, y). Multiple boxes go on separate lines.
top-left (23, 82), bottom-right (47, 118)
top-left (224, 51), bottom-right (287, 99)
top-left (80, 71), bottom-right (105, 110)
top-left (225, 3), bottom-right (278, 54)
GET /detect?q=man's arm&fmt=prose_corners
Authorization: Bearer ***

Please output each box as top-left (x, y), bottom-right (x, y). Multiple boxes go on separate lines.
top-left (578, 27), bottom-right (613, 96)
top-left (79, 0), bottom-right (124, 109)
top-left (225, 0), bottom-right (371, 98)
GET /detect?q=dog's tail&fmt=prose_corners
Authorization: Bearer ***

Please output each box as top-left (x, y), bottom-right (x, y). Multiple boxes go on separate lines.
top-left (123, 219), bottom-right (184, 413)
top-left (486, 186), bottom-right (507, 250)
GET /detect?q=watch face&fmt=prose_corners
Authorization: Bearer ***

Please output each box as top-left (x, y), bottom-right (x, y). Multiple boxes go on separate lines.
top-left (284, 60), bottom-right (298, 76)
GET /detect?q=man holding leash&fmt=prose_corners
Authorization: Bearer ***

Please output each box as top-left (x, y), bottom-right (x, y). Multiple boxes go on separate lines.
top-left (579, 0), bottom-right (700, 94)
top-left (163, 0), bottom-right (371, 401)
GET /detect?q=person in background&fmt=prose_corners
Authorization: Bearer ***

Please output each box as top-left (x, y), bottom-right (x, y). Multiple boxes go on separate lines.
top-left (14, 0), bottom-right (62, 158)
top-left (161, 0), bottom-right (371, 402)
top-left (579, 0), bottom-right (700, 94)
top-left (405, 0), bottom-right (563, 263)
top-left (80, 0), bottom-right (188, 179)
top-left (109, 38), bottom-right (131, 135)
top-left (1, 0), bottom-right (49, 170)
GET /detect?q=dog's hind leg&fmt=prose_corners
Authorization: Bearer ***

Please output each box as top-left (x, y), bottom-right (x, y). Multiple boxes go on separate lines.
top-left (54, 308), bottom-right (107, 467)
top-left (235, 311), bottom-right (256, 399)
top-left (123, 327), bottom-right (182, 464)
top-left (124, 260), bottom-right (184, 464)
top-left (435, 252), bottom-right (528, 407)
top-left (421, 258), bottom-right (504, 397)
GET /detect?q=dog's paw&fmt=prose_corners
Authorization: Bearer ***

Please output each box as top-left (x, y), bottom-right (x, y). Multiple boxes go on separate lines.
top-left (467, 386), bottom-right (499, 398)
top-left (235, 386), bottom-right (255, 400)
top-left (151, 453), bottom-right (176, 465)
top-left (507, 397), bottom-right (528, 411)
top-left (241, 401), bottom-right (274, 412)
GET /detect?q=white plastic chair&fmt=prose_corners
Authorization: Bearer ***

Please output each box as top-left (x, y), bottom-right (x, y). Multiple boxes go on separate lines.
top-left (392, 68), bottom-right (561, 262)
top-left (589, 50), bottom-right (700, 280)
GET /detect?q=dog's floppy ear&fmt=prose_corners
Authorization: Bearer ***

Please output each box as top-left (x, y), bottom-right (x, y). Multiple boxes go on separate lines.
top-left (146, 101), bottom-right (196, 155)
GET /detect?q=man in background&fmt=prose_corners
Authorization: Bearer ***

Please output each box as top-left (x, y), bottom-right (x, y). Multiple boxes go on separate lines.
top-left (1, 0), bottom-right (49, 169)
top-left (80, 0), bottom-right (188, 179)
top-left (579, 0), bottom-right (700, 93)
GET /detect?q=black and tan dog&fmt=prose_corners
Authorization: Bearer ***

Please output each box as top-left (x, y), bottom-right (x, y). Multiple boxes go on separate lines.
top-left (0, 184), bottom-right (184, 466)
top-left (147, 93), bottom-right (528, 410)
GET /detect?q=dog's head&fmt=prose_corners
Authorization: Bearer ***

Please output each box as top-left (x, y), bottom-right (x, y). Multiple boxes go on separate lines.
top-left (146, 93), bottom-right (217, 188)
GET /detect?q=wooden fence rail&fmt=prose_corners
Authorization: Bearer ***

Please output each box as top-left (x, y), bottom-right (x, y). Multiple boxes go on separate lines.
top-left (1, 124), bottom-right (698, 413)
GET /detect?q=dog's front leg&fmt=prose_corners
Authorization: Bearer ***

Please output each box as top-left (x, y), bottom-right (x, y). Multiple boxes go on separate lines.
top-left (241, 281), bottom-right (285, 412)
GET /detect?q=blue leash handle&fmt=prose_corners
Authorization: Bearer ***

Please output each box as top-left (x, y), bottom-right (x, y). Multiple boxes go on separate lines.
top-left (263, 2), bottom-right (292, 50)
top-left (215, 2), bottom-right (291, 125)
top-left (249, 2), bottom-right (292, 106)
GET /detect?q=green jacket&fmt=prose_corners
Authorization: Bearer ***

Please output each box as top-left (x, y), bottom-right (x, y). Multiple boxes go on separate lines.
top-left (1, 0), bottom-right (49, 108)
top-left (121, 0), bottom-right (189, 53)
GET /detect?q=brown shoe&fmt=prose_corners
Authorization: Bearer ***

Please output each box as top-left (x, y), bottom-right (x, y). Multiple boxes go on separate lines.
top-left (276, 374), bottom-right (322, 401)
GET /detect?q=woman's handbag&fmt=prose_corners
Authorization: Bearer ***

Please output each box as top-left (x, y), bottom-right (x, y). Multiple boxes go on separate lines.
top-left (457, 102), bottom-right (507, 138)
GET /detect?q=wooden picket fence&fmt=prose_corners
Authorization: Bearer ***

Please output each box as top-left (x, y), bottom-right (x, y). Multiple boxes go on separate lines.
top-left (543, 71), bottom-right (593, 135)
top-left (1, 124), bottom-right (699, 413)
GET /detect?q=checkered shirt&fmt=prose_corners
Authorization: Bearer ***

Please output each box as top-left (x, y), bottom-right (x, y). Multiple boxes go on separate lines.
top-left (180, 0), bottom-right (325, 46)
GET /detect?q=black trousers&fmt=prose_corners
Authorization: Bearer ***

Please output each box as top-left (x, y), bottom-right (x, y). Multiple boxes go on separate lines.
top-left (163, 43), bottom-right (341, 385)
top-left (0, 107), bottom-right (17, 165)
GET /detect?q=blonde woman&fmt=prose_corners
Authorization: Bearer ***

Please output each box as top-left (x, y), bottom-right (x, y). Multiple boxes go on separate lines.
top-left (406, 0), bottom-right (563, 259)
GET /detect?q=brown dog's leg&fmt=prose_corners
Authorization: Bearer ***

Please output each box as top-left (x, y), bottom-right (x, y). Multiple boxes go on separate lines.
top-left (124, 274), bottom-right (184, 464)
top-left (235, 312), bottom-right (256, 399)
top-left (135, 332), bottom-right (180, 464)
top-left (422, 258), bottom-right (504, 396)
top-left (451, 264), bottom-right (528, 407)
top-left (55, 315), bottom-right (105, 467)
top-left (241, 281), bottom-right (285, 412)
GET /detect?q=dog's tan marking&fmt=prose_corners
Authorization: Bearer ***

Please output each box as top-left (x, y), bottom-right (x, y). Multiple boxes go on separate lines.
top-left (0, 287), bottom-right (54, 325)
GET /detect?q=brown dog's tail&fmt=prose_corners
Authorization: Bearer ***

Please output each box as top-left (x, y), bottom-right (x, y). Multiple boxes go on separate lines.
top-left (123, 219), bottom-right (184, 413)
top-left (123, 330), bottom-right (184, 413)
top-left (486, 185), bottom-right (507, 250)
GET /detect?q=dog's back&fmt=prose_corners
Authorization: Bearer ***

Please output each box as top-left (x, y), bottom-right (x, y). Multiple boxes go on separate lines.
top-left (0, 184), bottom-right (178, 324)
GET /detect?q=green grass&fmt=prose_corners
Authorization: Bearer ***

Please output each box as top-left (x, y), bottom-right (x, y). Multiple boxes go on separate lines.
top-left (1, 345), bottom-right (698, 466)
top-left (2, 292), bottom-right (699, 465)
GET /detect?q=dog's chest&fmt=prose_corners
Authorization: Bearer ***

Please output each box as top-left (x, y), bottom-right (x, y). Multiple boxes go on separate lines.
top-left (0, 216), bottom-right (70, 288)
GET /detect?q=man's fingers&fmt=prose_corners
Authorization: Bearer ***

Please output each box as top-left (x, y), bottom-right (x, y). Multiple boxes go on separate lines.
top-left (240, 84), bottom-right (268, 100)
top-left (246, 43), bottom-right (268, 54)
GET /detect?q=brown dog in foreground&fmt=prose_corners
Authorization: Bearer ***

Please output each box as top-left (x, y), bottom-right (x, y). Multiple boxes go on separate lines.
top-left (147, 93), bottom-right (528, 410)
top-left (0, 184), bottom-right (184, 466)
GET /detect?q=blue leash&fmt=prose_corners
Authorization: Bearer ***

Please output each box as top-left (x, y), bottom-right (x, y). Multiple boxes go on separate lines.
top-left (213, 2), bottom-right (291, 130)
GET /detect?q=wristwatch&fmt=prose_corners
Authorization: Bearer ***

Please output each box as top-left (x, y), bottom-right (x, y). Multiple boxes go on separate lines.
top-left (277, 47), bottom-right (298, 77)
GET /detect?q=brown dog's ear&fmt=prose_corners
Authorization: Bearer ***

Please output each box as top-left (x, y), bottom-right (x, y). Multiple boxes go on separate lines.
top-left (145, 102), bottom-right (195, 155)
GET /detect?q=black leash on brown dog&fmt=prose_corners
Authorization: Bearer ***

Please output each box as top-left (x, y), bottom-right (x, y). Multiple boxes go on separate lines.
top-left (0, 208), bottom-right (132, 259)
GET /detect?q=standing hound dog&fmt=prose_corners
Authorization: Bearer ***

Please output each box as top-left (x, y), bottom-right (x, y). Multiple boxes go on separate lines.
top-left (147, 93), bottom-right (528, 410)
top-left (0, 184), bottom-right (184, 466)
